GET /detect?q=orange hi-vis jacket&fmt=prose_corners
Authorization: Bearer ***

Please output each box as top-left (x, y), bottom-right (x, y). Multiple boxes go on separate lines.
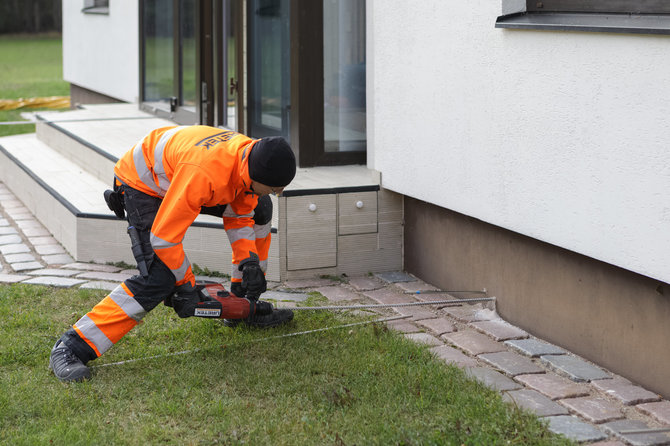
top-left (114, 125), bottom-right (269, 288)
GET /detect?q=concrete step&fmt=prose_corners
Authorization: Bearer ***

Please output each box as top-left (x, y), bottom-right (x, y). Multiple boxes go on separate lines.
top-left (0, 133), bottom-right (256, 279)
top-left (35, 103), bottom-right (173, 183)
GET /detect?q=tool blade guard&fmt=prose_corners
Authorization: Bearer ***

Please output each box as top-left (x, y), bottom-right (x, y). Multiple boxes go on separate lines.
top-left (191, 282), bottom-right (273, 319)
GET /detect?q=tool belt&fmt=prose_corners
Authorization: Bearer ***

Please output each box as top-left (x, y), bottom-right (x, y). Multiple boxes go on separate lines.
top-left (103, 178), bottom-right (126, 219)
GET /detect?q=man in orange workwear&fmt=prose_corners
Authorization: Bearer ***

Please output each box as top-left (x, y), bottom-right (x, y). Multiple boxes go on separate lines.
top-left (49, 125), bottom-right (296, 382)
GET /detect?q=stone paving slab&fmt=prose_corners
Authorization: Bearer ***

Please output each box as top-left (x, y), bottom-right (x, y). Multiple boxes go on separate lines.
top-left (546, 415), bottom-right (607, 443)
top-left (416, 317), bottom-right (456, 336)
top-left (35, 244), bottom-right (66, 255)
top-left (443, 305), bottom-right (498, 323)
top-left (464, 367), bottom-right (523, 392)
top-left (386, 319), bottom-right (422, 333)
top-left (505, 338), bottom-right (567, 357)
top-left (79, 281), bottom-right (119, 291)
top-left (4, 253), bottom-right (36, 263)
top-left (282, 277), bottom-right (337, 289)
top-left (0, 243), bottom-right (30, 255)
top-left (470, 320), bottom-right (529, 341)
top-left (477, 351), bottom-right (545, 376)
top-left (0, 218), bottom-right (9, 226)
top-left (442, 330), bottom-right (507, 356)
top-left (375, 271), bottom-right (416, 283)
top-left (74, 271), bottom-right (134, 282)
top-left (637, 401), bottom-right (670, 425)
top-left (412, 292), bottom-right (455, 303)
top-left (26, 269), bottom-right (83, 277)
top-left (42, 254), bottom-right (75, 265)
top-left (560, 396), bottom-right (625, 424)
top-left (404, 332), bottom-right (443, 347)
top-left (394, 304), bottom-right (438, 321)
top-left (602, 419), bottom-right (670, 446)
top-left (362, 288), bottom-right (416, 305)
top-left (541, 354), bottom-right (611, 382)
top-left (503, 389), bottom-right (570, 417)
top-left (589, 441), bottom-right (628, 446)
top-left (28, 236), bottom-right (59, 246)
top-left (15, 219), bottom-right (42, 229)
top-left (12, 261), bottom-right (44, 272)
top-left (0, 273), bottom-right (31, 283)
top-left (62, 262), bottom-right (122, 272)
top-left (393, 280), bottom-right (440, 293)
top-left (261, 290), bottom-right (309, 302)
top-left (515, 372), bottom-right (590, 400)
top-left (0, 234), bottom-right (22, 245)
top-left (0, 226), bottom-right (17, 235)
top-left (21, 276), bottom-right (88, 287)
top-left (429, 345), bottom-right (479, 368)
top-left (346, 276), bottom-right (383, 291)
top-left (315, 286), bottom-right (361, 302)
top-left (21, 227), bottom-right (50, 237)
top-left (592, 377), bottom-right (661, 406)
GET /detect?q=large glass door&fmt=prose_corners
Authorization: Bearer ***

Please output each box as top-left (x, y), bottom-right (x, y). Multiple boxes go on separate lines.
top-left (141, 0), bottom-right (198, 125)
top-left (247, 0), bottom-right (291, 138)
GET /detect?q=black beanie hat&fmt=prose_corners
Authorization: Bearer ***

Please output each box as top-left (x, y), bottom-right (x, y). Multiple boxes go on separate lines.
top-left (248, 136), bottom-right (296, 187)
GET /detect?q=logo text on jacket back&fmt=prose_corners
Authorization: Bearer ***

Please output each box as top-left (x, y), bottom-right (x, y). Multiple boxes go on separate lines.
top-left (195, 131), bottom-right (239, 150)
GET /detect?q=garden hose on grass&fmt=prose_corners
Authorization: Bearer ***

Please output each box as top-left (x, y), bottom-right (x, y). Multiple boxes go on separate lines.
top-left (0, 96), bottom-right (70, 111)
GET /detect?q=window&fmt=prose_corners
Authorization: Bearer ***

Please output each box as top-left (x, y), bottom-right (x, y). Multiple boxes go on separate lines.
top-left (498, 0), bottom-right (670, 34)
top-left (82, 0), bottom-right (109, 14)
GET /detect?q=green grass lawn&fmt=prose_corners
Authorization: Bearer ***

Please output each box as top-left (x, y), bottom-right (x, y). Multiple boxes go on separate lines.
top-left (0, 33), bottom-right (70, 137)
top-left (0, 283), bottom-right (574, 445)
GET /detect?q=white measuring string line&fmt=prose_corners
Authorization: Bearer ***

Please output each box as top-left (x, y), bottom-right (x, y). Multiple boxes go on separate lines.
top-left (93, 314), bottom-right (411, 369)
top-left (288, 297), bottom-right (495, 311)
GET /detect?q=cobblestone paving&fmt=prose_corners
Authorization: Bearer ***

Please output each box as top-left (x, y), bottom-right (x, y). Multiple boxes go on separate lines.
top-left (1, 180), bottom-right (669, 445)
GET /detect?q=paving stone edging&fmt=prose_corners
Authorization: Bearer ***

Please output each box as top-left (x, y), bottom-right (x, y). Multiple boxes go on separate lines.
top-left (2, 181), bottom-right (669, 445)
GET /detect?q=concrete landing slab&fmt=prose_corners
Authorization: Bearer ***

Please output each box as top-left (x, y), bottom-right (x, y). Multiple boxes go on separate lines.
top-left (505, 339), bottom-right (567, 357)
top-left (546, 416), bottom-right (607, 443)
top-left (503, 389), bottom-right (569, 417)
top-left (541, 354), bottom-right (610, 382)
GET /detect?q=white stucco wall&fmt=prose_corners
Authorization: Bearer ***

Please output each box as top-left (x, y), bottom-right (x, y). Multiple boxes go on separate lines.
top-left (369, 0), bottom-right (670, 283)
top-left (62, 1), bottom-right (139, 103)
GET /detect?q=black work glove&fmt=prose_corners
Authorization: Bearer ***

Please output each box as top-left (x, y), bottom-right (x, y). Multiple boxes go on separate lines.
top-left (230, 282), bottom-right (245, 298)
top-left (239, 255), bottom-right (266, 300)
top-left (170, 284), bottom-right (201, 318)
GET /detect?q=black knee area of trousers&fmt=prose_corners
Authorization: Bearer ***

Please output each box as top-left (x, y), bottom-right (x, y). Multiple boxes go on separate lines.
top-left (61, 328), bottom-right (98, 364)
top-left (125, 255), bottom-right (178, 312)
top-left (253, 195), bottom-right (273, 225)
top-left (123, 185), bottom-right (161, 272)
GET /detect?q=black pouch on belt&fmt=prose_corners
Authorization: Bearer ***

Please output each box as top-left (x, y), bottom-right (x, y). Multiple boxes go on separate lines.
top-left (103, 179), bottom-right (126, 219)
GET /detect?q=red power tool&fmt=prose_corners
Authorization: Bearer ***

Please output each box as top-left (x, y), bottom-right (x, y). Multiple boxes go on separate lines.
top-left (187, 281), bottom-right (274, 319)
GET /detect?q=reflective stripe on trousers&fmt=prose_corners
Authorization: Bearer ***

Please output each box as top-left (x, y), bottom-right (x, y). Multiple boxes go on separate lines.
top-left (73, 283), bottom-right (147, 357)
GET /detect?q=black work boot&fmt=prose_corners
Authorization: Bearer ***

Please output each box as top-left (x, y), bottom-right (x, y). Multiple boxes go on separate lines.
top-left (224, 307), bottom-right (294, 328)
top-left (49, 339), bottom-right (91, 382)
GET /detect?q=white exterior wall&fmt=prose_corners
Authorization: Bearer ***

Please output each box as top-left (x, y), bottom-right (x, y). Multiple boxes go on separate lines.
top-left (63, 1), bottom-right (139, 103)
top-left (368, 0), bottom-right (670, 284)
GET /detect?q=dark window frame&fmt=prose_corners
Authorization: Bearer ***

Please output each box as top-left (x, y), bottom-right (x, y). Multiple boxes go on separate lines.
top-left (497, 0), bottom-right (670, 35)
top-left (82, 0), bottom-right (109, 14)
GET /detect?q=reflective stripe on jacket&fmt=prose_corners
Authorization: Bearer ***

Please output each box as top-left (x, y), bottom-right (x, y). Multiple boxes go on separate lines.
top-left (114, 125), bottom-right (261, 287)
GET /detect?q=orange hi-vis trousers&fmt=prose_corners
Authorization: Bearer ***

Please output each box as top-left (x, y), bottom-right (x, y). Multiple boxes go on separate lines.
top-left (59, 187), bottom-right (273, 364)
